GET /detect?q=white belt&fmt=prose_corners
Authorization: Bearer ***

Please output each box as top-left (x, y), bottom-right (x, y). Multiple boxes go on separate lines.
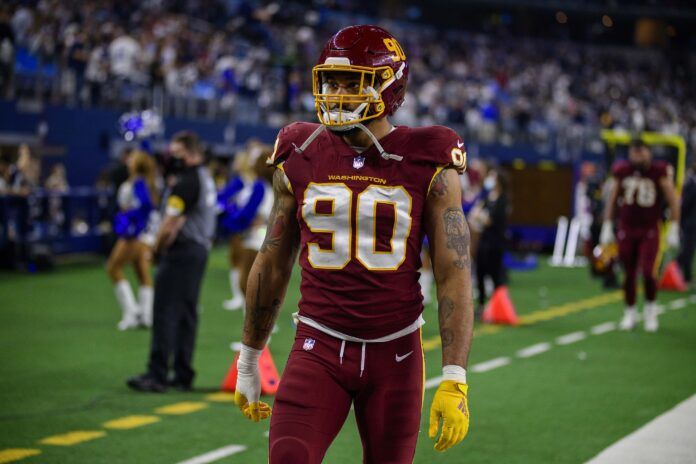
top-left (292, 312), bottom-right (425, 343)
top-left (293, 312), bottom-right (425, 378)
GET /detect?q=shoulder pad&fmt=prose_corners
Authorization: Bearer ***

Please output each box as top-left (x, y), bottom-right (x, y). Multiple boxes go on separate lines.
top-left (611, 160), bottom-right (631, 177)
top-left (267, 122), bottom-right (323, 166)
top-left (653, 160), bottom-right (669, 177)
top-left (406, 125), bottom-right (467, 173)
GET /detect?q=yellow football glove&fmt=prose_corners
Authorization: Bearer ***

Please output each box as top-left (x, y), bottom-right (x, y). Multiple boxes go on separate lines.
top-left (429, 381), bottom-right (469, 452)
top-left (233, 391), bottom-right (272, 422)
top-left (234, 344), bottom-right (272, 422)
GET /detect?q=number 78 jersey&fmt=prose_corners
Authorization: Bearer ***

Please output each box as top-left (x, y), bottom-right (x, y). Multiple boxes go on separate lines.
top-left (612, 159), bottom-right (668, 231)
top-left (270, 122), bottom-right (466, 339)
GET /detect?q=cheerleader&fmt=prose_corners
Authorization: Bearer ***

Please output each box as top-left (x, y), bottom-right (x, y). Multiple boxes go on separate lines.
top-left (106, 151), bottom-right (160, 330)
top-left (219, 143), bottom-right (273, 309)
top-left (218, 151), bottom-right (248, 311)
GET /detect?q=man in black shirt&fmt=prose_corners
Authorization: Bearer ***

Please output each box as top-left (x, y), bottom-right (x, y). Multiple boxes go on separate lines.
top-left (678, 160), bottom-right (696, 285)
top-left (127, 131), bottom-right (216, 392)
top-left (470, 167), bottom-right (508, 316)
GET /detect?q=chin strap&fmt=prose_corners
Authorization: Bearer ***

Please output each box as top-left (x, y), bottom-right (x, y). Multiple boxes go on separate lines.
top-left (292, 121), bottom-right (402, 162)
top-left (292, 125), bottom-right (326, 154)
top-left (354, 123), bottom-right (403, 162)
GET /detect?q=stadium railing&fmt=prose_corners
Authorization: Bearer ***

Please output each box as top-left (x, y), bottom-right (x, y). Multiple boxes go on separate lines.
top-left (0, 188), bottom-right (115, 270)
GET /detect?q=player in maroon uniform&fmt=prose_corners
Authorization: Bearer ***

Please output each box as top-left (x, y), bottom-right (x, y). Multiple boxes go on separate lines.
top-left (232, 25), bottom-right (474, 463)
top-left (601, 138), bottom-right (680, 332)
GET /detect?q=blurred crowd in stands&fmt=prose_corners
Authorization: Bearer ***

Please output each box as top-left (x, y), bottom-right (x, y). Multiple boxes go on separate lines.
top-left (0, 0), bottom-right (694, 156)
top-left (0, 144), bottom-right (68, 195)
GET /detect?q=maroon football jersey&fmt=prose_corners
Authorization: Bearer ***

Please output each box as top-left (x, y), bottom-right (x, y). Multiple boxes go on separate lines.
top-left (612, 160), bottom-right (667, 230)
top-left (271, 122), bottom-right (465, 339)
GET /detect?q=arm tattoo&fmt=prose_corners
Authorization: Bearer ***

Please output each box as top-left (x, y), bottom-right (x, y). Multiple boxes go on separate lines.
top-left (259, 199), bottom-right (287, 253)
top-left (259, 169), bottom-right (293, 253)
top-left (438, 297), bottom-right (455, 325)
top-left (441, 329), bottom-right (454, 348)
top-left (430, 169), bottom-right (449, 197)
top-left (244, 272), bottom-right (282, 341)
top-left (443, 207), bottom-right (471, 269)
top-left (438, 297), bottom-right (455, 348)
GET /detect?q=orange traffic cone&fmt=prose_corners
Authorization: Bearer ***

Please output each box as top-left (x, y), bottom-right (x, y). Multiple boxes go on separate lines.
top-left (659, 261), bottom-right (688, 292)
top-left (221, 346), bottom-right (281, 395)
top-left (482, 286), bottom-right (519, 325)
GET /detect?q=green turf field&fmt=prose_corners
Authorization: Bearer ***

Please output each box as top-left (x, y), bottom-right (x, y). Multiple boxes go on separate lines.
top-left (1, 248), bottom-right (695, 463)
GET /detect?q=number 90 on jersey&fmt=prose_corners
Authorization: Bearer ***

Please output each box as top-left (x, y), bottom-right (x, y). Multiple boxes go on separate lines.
top-left (302, 183), bottom-right (413, 271)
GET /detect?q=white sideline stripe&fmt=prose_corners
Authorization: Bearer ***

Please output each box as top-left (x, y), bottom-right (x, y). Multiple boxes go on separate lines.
top-left (470, 357), bottom-right (511, 373)
top-left (516, 342), bottom-right (551, 358)
top-left (669, 298), bottom-right (688, 310)
top-left (586, 393), bottom-right (696, 464)
top-left (422, 297), bottom-right (688, 391)
top-left (556, 331), bottom-right (587, 345)
top-left (591, 322), bottom-right (616, 335)
top-left (176, 445), bottom-right (246, 464)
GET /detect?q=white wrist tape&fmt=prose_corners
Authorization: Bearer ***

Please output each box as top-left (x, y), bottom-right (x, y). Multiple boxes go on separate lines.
top-left (239, 344), bottom-right (262, 367)
top-left (442, 365), bottom-right (467, 384)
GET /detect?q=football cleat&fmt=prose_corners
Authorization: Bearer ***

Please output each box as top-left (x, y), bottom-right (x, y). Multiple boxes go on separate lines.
top-left (643, 303), bottom-right (659, 332)
top-left (118, 316), bottom-right (140, 331)
top-left (223, 295), bottom-right (244, 311)
top-left (619, 308), bottom-right (638, 331)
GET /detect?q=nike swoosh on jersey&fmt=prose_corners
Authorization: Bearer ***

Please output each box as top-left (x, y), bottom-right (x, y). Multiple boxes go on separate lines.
top-left (457, 141), bottom-right (464, 148)
top-left (395, 351), bottom-right (414, 362)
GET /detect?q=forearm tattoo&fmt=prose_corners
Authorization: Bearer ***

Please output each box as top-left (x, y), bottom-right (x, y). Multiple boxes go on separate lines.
top-left (443, 207), bottom-right (471, 269)
top-left (244, 272), bottom-right (282, 342)
top-left (260, 201), bottom-right (287, 253)
top-left (438, 296), bottom-right (455, 348)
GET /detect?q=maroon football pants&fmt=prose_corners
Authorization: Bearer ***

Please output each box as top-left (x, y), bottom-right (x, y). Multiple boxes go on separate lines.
top-left (269, 323), bottom-right (424, 464)
top-left (617, 225), bottom-right (660, 306)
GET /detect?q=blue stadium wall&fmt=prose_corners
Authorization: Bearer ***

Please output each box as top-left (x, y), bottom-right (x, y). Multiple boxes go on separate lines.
top-left (0, 100), bottom-right (277, 186)
top-left (1, 100), bottom-right (602, 187)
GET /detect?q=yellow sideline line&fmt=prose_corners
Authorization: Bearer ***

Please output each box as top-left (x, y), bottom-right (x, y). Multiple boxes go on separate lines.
top-left (155, 402), bottom-right (208, 415)
top-left (14, 403), bottom-right (210, 463)
top-left (103, 415), bottom-right (160, 430)
top-left (0, 449), bottom-right (41, 464)
top-left (421, 291), bottom-right (622, 352)
top-left (206, 392), bottom-right (235, 402)
top-left (39, 430), bottom-right (106, 446)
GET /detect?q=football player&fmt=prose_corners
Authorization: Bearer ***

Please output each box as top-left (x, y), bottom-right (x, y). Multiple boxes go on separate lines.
top-left (601, 138), bottom-right (680, 331)
top-left (234, 25), bottom-right (473, 463)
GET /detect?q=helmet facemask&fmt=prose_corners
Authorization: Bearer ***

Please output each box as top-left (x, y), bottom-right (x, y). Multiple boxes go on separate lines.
top-left (313, 60), bottom-right (400, 131)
